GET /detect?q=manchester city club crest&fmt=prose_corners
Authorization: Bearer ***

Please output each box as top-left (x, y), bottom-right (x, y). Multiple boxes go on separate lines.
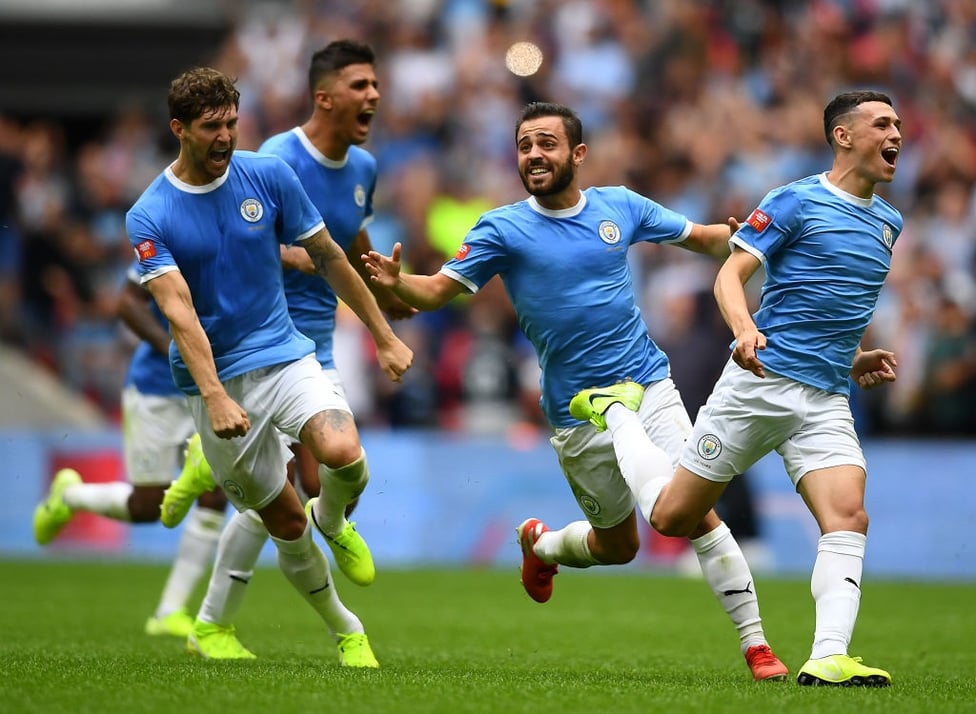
top-left (697, 434), bottom-right (723, 460)
top-left (240, 198), bottom-right (264, 222)
top-left (221, 479), bottom-right (246, 501)
top-left (882, 223), bottom-right (893, 249)
top-left (578, 493), bottom-right (601, 517)
top-left (598, 220), bottom-right (621, 245)
top-left (354, 184), bottom-right (366, 208)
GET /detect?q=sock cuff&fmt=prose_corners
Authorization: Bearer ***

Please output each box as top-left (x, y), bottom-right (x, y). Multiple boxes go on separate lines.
top-left (269, 522), bottom-right (313, 554)
top-left (320, 448), bottom-right (368, 483)
top-left (690, 521), bottom-right (732, 554)
top-left (817, 530), bottom-right (866, 557)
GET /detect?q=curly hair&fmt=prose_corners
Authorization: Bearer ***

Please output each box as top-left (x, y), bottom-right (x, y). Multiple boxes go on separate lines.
top-left (167, 67), bottom-right (240, 125)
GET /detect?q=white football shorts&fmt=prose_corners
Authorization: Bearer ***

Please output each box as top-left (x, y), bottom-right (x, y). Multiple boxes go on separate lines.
top-left (550, 378), bottom-right (692, 529)
top-left (187, 354), bottom-right (351, 512)
top-left (679, 358), bottom-right (866, 486)
top-left (281, 366), bottom-right (348, 448)
top-left (121, 385), bottom-right (195, 486)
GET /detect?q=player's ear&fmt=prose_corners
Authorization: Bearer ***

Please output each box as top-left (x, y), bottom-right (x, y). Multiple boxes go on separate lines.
top-left (315, 88), bottom-right (333, 111)
top-left (833, 125), bottom-right (852, 150)
top-left (573, 143), bottom-right (587, 165)
top-left (170, 118), bottom-right (184, 140)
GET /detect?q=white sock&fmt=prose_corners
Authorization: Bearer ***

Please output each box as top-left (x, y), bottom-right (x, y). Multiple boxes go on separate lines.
top-left (692, 522), bottom-right (767, 652)
top-left (62, 481), bottom-right (133, 521)
top-left (603, 404), bottom-right (673, 523)
top-left (271, 523), bottom-right (362, 637)
top-left (315, 449), bottom-right (368, 537)
top-left (534, 520), bottom-right (600, 568)
top-left (154, 506), bottom-right (224, 617)
top-left (197, 509), bottom-right (267, 626)
top-left (809, 531), bottom-right (865, 659)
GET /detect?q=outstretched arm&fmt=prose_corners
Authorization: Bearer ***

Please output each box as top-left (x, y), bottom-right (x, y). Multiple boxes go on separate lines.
top-left (362, 241), bottom-right (467, 311)
top-left (280, 233), bottom-right (419, 321)
top-left (678, 217), bottom-right (740, 260)
top-left (349, 230), bottom-right (418, 320)
top-left (299, 228), bottom-right (412, 382)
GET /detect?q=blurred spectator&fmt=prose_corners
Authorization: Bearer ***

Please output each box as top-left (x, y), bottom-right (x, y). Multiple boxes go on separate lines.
top-left (0, 115), bottom-right (24, 344)
top-left (918, 288), bottom-right (976, 435)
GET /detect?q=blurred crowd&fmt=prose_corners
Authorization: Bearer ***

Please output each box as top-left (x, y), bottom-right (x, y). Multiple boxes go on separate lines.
top-left (2, 0), bottom-right (975, 438)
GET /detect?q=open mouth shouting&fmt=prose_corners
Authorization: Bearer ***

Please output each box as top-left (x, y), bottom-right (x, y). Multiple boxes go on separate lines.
top-left (881, 146), bottom-right (898, 168)
top-left (356, 108), bottom-right (375, 133)
top-left (209, 146), bottom-right (232, 170)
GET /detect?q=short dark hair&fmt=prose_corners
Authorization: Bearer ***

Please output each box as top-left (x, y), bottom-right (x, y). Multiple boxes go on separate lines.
top-left (308, 39), bottom-right (376, 95)
top-left (516, 102), bottom-right (583, 148)
top-left (823, 90), bottom-right (893, 146)
top-left (167, 67), bottom-right (240, 125)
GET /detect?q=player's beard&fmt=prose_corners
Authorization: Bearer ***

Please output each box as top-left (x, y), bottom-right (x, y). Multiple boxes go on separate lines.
top-left (521, 157), bottom-right (574, 197)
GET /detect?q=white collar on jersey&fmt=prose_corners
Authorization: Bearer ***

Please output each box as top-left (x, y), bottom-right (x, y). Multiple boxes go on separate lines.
top-left (527, 191), bottom-right (587, 218)
top-left (163, 163), bottom-right (229, 194)
top-left (818, 172), bottom-right (874, 208)
top-left (293, 127), bottom-right (348, 168)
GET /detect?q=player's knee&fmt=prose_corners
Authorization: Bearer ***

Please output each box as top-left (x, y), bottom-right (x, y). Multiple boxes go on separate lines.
top-left (650, 508), bottom-right (695, 539)
top-left (850, 508), bottom-right (869, 534)
top-left (311, 438), bottom-right (362, 470)
top-left (827, 507), bottom-right (869, 534)
top-left (329, 441), bottom-right (364, 468)
top-left (276, 510), bottom-right (310, 541)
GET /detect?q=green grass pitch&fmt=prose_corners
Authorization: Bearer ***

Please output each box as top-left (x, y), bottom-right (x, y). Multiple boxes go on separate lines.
top-left (2, 560), bottom-right (974, 714)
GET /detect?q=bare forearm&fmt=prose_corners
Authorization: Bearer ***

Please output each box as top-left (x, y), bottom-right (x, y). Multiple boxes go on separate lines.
top-left (168, 311), bottom-right (224, 399)
top-left (361, 241), bottom-right (465, 310)
top-left (146, 274), bottom-right (225, 398)
top-left (683, 222), bottom-right (733, 260)
top-left (714, 268), bottom-right (755, 337)
top-left (388, 273), bottom-right (452, 311)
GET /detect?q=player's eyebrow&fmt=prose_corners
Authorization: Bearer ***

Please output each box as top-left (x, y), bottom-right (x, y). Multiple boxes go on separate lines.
top-left (518, 129), bottom-right (558, 143)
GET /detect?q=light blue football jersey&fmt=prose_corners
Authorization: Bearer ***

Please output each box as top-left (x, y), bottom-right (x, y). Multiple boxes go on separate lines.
top-left (125, 151), bottom-right (324, 394)
top-left (122, 262), bottom-right (181, 397)
top-left (259, 128), bottom-right (376, 370)
top-left (731, 172), bottom-right (903, 396)
top-left (441, 186), bottom-right (692, 428)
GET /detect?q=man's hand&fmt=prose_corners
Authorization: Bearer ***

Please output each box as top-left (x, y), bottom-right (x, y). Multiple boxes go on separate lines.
top-left (362, 242), bottom-right (404, 289)
top-left (204, 392), bottom-right (251, 438)
top-left (375, 339), bottom-right (413, 383)
top-left (852, 348), bottom-right (897, 389)
top-left (732, 328), bottom-right (767, 378)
